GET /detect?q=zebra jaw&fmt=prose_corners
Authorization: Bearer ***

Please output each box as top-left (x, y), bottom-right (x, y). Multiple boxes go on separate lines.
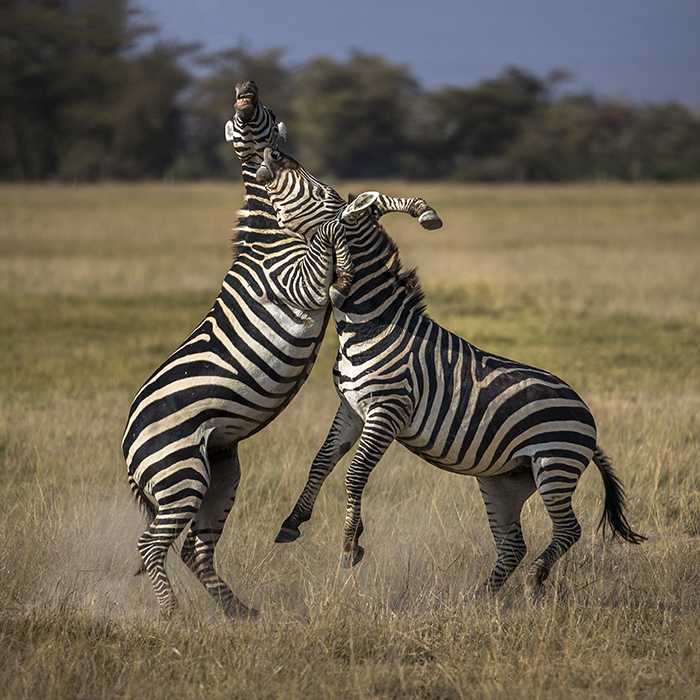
top-left (226, 80), bottom-right (262, 143)
top-left (233, 80), bottom-right (259, 122)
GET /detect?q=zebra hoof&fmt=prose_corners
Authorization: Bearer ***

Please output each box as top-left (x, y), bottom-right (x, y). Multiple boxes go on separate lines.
top-left (466, 582), bottom-right (495, 601)
top-left (225, 601), bottom-right (259, 620)
top-left (419, 211), bottom-right (443, 230)
top-left (275, 526), bottom-right (301, 543)
top-left (525, 584), bottom-right (547, 606)
top-left (341, 546), bottom-right (364, 568)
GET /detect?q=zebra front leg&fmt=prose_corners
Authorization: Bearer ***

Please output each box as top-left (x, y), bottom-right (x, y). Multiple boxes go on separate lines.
top-left (275, 220), bottom-right (354, 311)
top-left (323, 221), bottom-right (354, 308)
top-left (276, 398), bottom-right (363, 543)
top-left (525, 456), bottom-right (585, 603)
top-left (372, 195), bottom-right (443, 230)
top-left (340, 411), bottom-right (402, 568)
top-left (180, 445), bottom-right (254, 618)
top-left (476, 465), bottom-right (537, 596)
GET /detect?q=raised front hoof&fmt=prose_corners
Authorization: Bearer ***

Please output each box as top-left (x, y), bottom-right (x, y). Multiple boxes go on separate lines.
top-left (275, 526), bottom-right (301, 544)
top-left (418, 211), bottom-right (443, 230)
top-left (341, 546), bottom-right (364, 569)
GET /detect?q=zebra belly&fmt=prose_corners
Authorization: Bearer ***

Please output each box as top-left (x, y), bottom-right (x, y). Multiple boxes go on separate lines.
top-left (397, 391), bottom-right (597, 477)
top-left (395, 353), bottom-right (598, 477)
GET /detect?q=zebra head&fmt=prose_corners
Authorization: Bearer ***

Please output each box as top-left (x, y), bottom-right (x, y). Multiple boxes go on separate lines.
top-left (234, 80), bottom-right (259, 122)
top-left (255, 148), bottom-right (347, 236)
top-left (225, 81), bottom-right (285, 164)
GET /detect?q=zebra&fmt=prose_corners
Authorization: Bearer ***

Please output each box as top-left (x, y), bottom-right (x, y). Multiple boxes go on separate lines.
top-left (256, 147), bottom-right (646, 602)
top-left (121, 81), bottom-right (358, 619)
top-left (122, 81), bottom-right (443, 618)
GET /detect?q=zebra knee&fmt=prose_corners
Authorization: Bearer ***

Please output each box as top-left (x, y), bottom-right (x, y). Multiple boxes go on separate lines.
top-left (180, 535), bottom-right (196, 569)
top-left (137, 530), bottom-right (166, 564)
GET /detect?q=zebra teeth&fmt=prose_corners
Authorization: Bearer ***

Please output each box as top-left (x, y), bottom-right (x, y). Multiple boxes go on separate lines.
top-left (236, 94), bottom-right (255, 108)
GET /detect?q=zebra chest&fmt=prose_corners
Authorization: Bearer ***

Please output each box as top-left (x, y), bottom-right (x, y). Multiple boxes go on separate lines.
top-left (334, 357), bottom-right (415, 423)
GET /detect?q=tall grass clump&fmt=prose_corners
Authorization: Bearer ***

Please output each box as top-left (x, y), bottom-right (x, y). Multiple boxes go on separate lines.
top-left (1, 182), bottom-right (699, 698)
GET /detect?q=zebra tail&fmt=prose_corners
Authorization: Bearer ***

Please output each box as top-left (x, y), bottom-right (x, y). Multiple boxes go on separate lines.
top-left (127, 473), bottom-right (156, 576)
top-left (592, 447), bottom-right (647, 545)
top-left (128, 472), bottom-right (157, 524)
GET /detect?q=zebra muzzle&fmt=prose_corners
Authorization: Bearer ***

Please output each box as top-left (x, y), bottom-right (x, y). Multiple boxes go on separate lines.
top-left (256, 164), bottom-right (274, 185)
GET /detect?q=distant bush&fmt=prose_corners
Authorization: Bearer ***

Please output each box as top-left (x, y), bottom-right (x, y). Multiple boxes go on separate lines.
top-left (2, 0), bottom-right (699, 182)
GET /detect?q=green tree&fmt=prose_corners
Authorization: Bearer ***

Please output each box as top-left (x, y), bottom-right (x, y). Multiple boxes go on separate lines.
top-left (290, 51), bottom-right (419, 179)
top-left (0, 0), bottom-right (191, 181)
top-left (509, 96), bottom-right (700, 182)
top-left (176, 45), bottom-right (291, 179)
top-left (420, 67), bottom-right (568, 179)
top-left (624, 102), bottom-right (700, 181)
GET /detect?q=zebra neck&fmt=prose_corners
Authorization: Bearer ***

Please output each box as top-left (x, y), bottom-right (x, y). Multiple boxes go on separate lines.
top-left (234, 162), bottom-right (285, 245)
top-left (339, 220), bottom-right (426, 322)
top-left (332, 263), bottom-right (417, 335)
top-left (241, 162), bottom-right (278, 218)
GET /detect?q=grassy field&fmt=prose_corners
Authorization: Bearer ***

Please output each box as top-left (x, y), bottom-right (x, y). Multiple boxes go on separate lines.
top-left (1, 181), bottom-right (699, 699)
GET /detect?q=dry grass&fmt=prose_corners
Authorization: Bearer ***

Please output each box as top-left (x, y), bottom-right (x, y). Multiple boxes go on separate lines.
top-left (1, 181), bottom-right (699, 699)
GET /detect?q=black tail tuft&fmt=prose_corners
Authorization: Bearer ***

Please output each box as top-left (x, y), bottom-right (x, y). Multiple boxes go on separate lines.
top-left (127, 473), bottom-right (157, 525)
top-left (592, 447), bottom-right (646, 545)
top-left (127, 474), bottom-right (156, 576)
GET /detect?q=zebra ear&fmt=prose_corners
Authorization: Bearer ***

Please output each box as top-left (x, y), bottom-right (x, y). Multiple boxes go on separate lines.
top-left (341, 191), bottom-right (379, 223)
top-left (225, 120), bottom-right (235, 142)
top-left (277, 122), bottom-right (287, 142)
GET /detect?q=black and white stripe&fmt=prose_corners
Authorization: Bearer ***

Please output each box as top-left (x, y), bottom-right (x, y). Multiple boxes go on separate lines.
top-left (258, 148), bottom-right (645, 601)
top-left (122, 82), bottom-right (352, 618)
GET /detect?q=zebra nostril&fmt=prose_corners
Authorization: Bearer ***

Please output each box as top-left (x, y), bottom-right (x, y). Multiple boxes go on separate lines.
top-left (271, 151), bottom-right (281, 160)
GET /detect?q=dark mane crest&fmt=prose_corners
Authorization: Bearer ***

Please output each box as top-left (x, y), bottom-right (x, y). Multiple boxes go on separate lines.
top-left (369, 209), bottom-right (428, 317)
top-left (230, 224), bottom-right (247, 262)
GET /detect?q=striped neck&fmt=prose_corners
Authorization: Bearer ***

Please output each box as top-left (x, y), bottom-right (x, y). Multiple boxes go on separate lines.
top-left (337, 218), bottom-right (426, 321)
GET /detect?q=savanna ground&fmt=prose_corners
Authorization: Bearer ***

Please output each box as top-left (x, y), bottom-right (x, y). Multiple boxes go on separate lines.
top-left (0, 180), bottom-right (699, 699)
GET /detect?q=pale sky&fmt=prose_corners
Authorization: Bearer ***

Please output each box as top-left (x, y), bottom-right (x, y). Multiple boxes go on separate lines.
top-left (136, 0), bottom-right (700, 106)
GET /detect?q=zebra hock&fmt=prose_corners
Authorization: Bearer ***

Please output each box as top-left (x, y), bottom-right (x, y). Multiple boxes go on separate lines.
top-left (122, 82), bottom-right (355, 620)
top-left (257, 147), bottom-right (645, 603)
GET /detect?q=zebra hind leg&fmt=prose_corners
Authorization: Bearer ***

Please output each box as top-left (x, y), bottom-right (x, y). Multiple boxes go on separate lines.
top-left (137, 475), bottom-right (204, 619)
top-left (180, 445), bottom-right (255, 618)
top-left (525, 456), bottom-right (585, 603)
top-left (276, 400), bottom-right (363, 544)
top-left (476, 465), bottom-right (537, 596)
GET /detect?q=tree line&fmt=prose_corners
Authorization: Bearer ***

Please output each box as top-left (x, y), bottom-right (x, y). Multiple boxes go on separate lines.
top-left (2, 0), bottom-right (699, 183)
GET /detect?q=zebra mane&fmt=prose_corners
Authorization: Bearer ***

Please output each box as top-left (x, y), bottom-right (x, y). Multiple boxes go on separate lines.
top-left (230, 193), bottom-right (282, 262)
top-left (230, 213), bottom-right (247, 262)
top-left (354, 196), bottom-right (427, 317)
top-left (230, 159), bottom-right (283, 262)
